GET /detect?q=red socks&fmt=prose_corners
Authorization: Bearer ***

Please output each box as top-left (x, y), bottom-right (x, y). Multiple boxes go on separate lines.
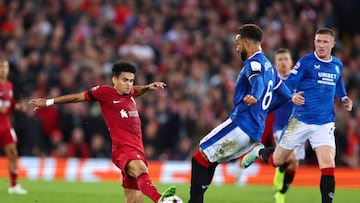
top-left (136, 173), bottom-right (161, 202)
top-left (321, 167), bottom-right (334, 176)
top-left (10, 172), bottom-right (17, 187)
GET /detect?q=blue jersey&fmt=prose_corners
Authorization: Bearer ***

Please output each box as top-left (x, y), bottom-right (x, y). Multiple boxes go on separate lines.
top-left (230, 51), bottom-right (292, 142)
top-left (271, 76), bottom-right (294, 132)
top-left (286, 52), bottom-right (347, 124)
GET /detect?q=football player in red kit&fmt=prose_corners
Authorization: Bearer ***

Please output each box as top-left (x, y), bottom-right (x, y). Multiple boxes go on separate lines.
top-left (29, 62), bottom-right (175, 203)
top-left (0, 58), bottom-right (28, 194)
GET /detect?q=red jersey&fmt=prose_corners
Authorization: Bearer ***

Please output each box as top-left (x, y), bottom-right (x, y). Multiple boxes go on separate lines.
top-left (0, 81), bottom-right (15, 130)
top-left (84, 85), bottom-right (144, 153)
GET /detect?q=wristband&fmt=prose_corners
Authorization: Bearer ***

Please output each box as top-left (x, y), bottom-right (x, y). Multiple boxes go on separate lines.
top-left (46, 98), bottom-right (55, 107)
top-left (341, 96), bottom-right (348, 102)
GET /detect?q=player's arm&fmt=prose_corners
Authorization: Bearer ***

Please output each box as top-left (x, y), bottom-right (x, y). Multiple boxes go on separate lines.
top-left (28, 92), bottom-right (86, 110)
top-left (133, 82), bottom-right (166, 97)
top-left (274, 78), bottom-right (304, 106)
top-left (244, 61), bottom-right (264, 105)
top-left (335, 74), bottom-right (353, 111)
top-left (268, 93), bottom-right (290, 113)
top-left (244, 74), bottom-right (265, 105)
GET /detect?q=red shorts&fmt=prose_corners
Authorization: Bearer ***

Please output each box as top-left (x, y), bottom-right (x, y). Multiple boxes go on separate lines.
top-left (0, 128), bottom-right (17, 147)
top-left (112, 144), bottom-right (147, 190)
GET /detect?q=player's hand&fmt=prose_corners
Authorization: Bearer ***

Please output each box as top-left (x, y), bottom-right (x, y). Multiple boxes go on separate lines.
top-left (243, 95), bottom-right (258, 106)
top-left (148, 82), bottom-right (167, 90)
top-left (291, 91), bottom-right (305, 106)
top-left (28, 98), bottom-right (47, 111)
top-left (15, 100), bottom-right (27, 112)
top-left (342, 97), bottom-right (353, 111)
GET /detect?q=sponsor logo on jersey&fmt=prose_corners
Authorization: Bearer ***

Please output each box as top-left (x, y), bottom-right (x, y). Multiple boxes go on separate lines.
top-left (113, 100), bottom-right (122, 104)
top-left (314, 64), bottom-right (320, 69)
top-left (120, 109), bottom-right (139, 118)
top-left (120, 109), bottom-right (128, 118)
top-left (317, 72), bottom-right (337, 86)
top-left (318, 72), bottom-right (337, 79)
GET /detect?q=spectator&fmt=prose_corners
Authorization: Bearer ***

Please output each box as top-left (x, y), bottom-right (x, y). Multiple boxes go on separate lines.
top-left (67, 127), bottom-right (91, 158)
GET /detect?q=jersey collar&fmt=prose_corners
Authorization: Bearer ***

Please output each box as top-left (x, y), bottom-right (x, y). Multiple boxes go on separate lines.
top-left (314, 51), bottom-right (332, 63)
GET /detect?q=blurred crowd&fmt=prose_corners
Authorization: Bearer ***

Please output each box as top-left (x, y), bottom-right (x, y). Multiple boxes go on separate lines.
top-left (0, 0), bottom-right (359, 167)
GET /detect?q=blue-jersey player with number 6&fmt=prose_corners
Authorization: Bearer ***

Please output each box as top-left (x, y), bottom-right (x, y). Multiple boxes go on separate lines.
top-left (245, 28), bottom-right (354, 203)
top-left (188, 24), bottom-right (305, 203)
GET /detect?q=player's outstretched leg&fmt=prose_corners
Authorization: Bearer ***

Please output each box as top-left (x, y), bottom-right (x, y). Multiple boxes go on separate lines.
top-left (158, 185), bottom-right (176, 203)
top-left (240, 143), bottom-right (265, 168)
top-left (188, 150), bottom-right (217, 203)
top-left (274, 167), bottom-right (285, 191)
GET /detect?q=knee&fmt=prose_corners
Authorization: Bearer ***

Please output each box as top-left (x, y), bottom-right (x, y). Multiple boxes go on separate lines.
top-left (5, 146), bottom-right (18, 160)
top-left (126, 162), bottom-right (148, 178)
top-left (272, 157), bottom-right (284, 167)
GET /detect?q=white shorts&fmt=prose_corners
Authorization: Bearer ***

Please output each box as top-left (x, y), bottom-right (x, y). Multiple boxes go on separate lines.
top-left (199, 118), bottom-right (256, 163)
top-left (274, 130), bottom-right (305, 160)
top-left (279, 118), bottom-right (335, 152)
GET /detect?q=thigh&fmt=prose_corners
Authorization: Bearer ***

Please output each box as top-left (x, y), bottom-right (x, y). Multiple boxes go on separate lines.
top-left (0, 128), bottom-right (17, 147)
top-left (315, 146), bottom-right (336, 169)
top-left (278, 118), bottom-right (310, 151)
top-left (200, 118), bottom-right (254, 163)
top-left (273, 145), bottom-right (294, 166)
top-left (112, 145), bottom-right (147, 190)
top-left (124, 188), bottom-right (144, 203)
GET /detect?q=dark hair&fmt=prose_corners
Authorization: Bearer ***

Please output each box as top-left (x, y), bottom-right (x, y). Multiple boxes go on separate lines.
top-left (315, 28), bottom-right (335, 38)
top-left (275, 48), bottom-right (291, 55)
top-left (237, 24), bottom-right (263, 43)
top-left (112, 62), bottom-right (137, 77)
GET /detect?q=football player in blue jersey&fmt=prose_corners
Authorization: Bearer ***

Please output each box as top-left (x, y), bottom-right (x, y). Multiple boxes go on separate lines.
top-left (246, 28), bottom-right (353, 203)
top-left (187, 24), bottom-right (305, 203)
top-left (271, 48), bottom-right (305, 203)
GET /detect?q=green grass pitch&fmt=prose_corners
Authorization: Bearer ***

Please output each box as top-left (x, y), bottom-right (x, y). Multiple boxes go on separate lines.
top-left (0, 179), bottom-right (359, 203)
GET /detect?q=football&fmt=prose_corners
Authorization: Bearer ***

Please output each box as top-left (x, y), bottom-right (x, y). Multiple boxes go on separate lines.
top-left (161, 195), bottom-right (184, 203)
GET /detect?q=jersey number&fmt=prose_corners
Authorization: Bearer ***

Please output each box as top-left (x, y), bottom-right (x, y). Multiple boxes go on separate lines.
top-left (262, 80), bottom-right (273, 110)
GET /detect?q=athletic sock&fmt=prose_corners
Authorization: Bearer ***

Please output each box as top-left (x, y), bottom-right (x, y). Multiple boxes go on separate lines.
top-left (280, 169), bottom-right (295, 193)
top-left (258, 147), bottom-right (274, 163)
top-left (188, 150), bottom-right (217, 203)
top-left (10, 172), bottom-right (17, 187)
top-left (136, 173), bottom-right (161, 202)
top-left (320, 168), bottom-right (335, 203)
